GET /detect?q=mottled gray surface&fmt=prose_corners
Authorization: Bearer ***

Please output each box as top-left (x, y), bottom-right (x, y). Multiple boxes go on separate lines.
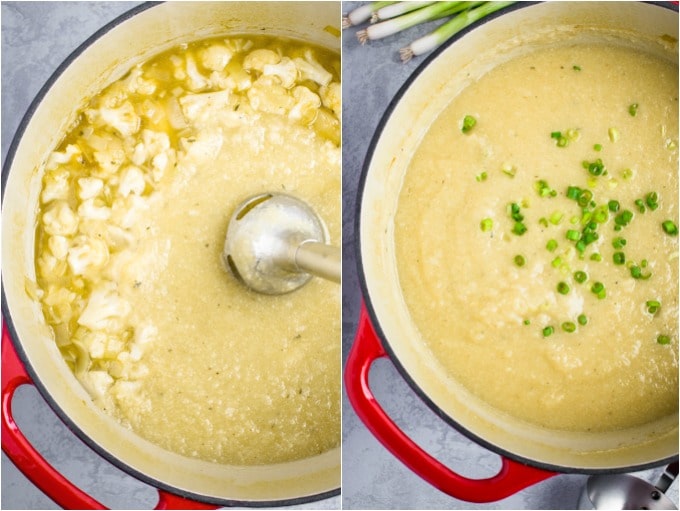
top-left (340, 1), bottom-right (678, 509)
top-left (0, 2), bottom-right (339, 509)
top-left (2, 1), bottom-right (678, 510)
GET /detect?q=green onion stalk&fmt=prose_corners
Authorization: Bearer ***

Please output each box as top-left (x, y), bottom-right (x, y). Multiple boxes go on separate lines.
top-left (371, 1), bottom-right (438, 23)
top-left (400, 1), bottom-right (514, 62)
top-left (357, 1), bottom-right (471, 44)
top-left (343, 1), bottom-right (397, 29)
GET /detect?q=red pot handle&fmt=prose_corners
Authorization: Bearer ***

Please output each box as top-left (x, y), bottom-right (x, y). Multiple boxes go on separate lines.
top-left (344, 303), bottom-right (557, 503)
top-left (1, 322), bottom-right (217, 510)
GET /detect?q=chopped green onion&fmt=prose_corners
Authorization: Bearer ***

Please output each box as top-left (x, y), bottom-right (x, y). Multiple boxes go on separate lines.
top-left (657, 334), bottom-right (671, 345)
top-left (582, 231), bottom-right (599, 245)
top-left (551, 256), bottom-right (563, 268)
top-left (562, 321), bottom-right (576, 333)
top-left (662, 220), bottom-right (678, 236)
top-left (645, 192), bottom-right (659, 211)
top-left (523, 319), bottom-right (531, 325)
top-left (509, 202), bottom-right (522, 220)
top-left (630, 265), bottom-right (651, 280)
top-left (585, 158), bottom-right (605, 177)
top-left (577, 314), bottom-right (588, 325)
top-left (549, 211), bottom-right (563, 225)
top-left (480, 218), bottom-right (493, 232)
top-left (461, 115), bottom-right (477, 134)
top-left (613, 252), bottom-right (626, 265)
top-left (591, 282), bottom-right (606, 299)
top-left (543, 326), bottom-right (554, 337)
top-left (512, 222), bottom-right (527, 235)
top-left (535, 179), bottom-right (556, 197)
top-left (592, 206), bottom-right (609, 224)
top-left (399, 2), bottom-right (515, 62)
top-left (628, 103), bottom-right (639, 117)
top-left (608, 200), bottom-right (620, 213)
top-left (557, 282), bottom-right (570, 295)
top-left (590, 253), bottom-right (602, 262)
top-left (608, 127), bottom-right (620, 142)
top-left (566, 230), bottom-right (580, 241)
top-left (514, 255), bottom-right (526, 267)
top-left (551, 131), bottom-right (568, 147)
top-left (574, 271), bottom-right (587, 283)
top-left (614, 209), bottom-right (634, 227)
top-left (578, 189), bottom-right (593, 207)
top-left (573, 65), bottom-right (582, 71)
top-left (501, 164), bottom-right (517, 178)
top-left (475, 171), bottom-right (488, 182)
top-left (622, 168), bottom-right (634, 180)
top-left (546, 239), bottom-right (558, 252)
top-left (646, 300), bottom-right (661, 315)
top-left (634, 199), bottom-right (646, 213)
top-left (612, 237), bottom-right (626, 249)
top-left (538, 217), bottom-right (549, 228)
top-left (593, 143), bottom-right (602, 151)
top-left (566, 186), bottom-right (582, 201)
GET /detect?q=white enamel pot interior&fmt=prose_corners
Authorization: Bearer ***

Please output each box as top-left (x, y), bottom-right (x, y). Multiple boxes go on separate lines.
top-left (2, 1), bottom-right (340, 505)
top-left (357, 1), bottom-right (678, 474)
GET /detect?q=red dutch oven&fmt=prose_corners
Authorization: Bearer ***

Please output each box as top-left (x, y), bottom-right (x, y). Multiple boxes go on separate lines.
top-left (2, 2), bottom-right (340, 509)
top-left (345, 1), bottom-right (679, 503)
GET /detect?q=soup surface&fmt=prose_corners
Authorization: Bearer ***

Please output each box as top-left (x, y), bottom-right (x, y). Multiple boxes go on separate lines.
top-left (34, 36), bottom-right (340, 464)
top-left (395, 42), bottom-right (678, 432)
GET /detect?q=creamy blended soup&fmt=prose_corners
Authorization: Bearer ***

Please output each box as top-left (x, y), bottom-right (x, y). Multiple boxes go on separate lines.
top-left (34, 36), bottom-right (340, 464)
top-left (395, 43), bottom-right (678, 432)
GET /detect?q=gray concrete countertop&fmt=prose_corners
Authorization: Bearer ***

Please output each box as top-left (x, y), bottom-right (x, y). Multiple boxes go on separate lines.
top-left (0, 2), bottom-right (339, 509)
top-left (339, 1), bottom-right (678, 509)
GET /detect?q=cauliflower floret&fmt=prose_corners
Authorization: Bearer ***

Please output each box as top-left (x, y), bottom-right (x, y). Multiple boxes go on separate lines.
top-left (42, 201), bottom-right (79, 236)
top-left (48, 235), bottom-right (71, 260)
top-left (294, 50), bottom-right (332, 87)
top-left (93, 148), bottom-right (125, 177)
top-left (223, 38), bottom-right (254, 54)
top-left (179, 90), bottom-right (232, 124)
top-left (117, 165), bottom-right (146, 197)
top-left (78, 198), bottom-right (112, 221)
top-left (131, 129), bottom-right (171, 165)
top-left (289, 86), bottom-right (321, 124)
top-left (243, 49), bottom-right (280, 73)
top-left (123, 66), bottom-right (157, 95)
top-left (42, 285), bottom-right (78, 324)
top-left (247, 76), bottom-right (293, 115)
top-left (37, 252), bottom-right (68, 280)
top-left (130, 130), bottom-right (175, 182)
top-left (110, 195), bottom-right (149, 230)
top-left (67, 234), bottom-right (109, 276)
top-left (46, 144), bottom-right (82, 171)
top-left (200, 44), bottom-right (233, 71)
top-left (78, 281), bottom-right (131, 331)
top-left (77, 177), bottom-right (104, 200)
top-left (80, 370), bottom-right (114, 399)
top-left (180, 128), bottom-right (224, 165)
top-left (185, 54), bottom-right (209, 91)
top-left (319, 82), bottom-right (340, 118)
top-left (82, 331), bottom-right (108, 359)
top-left (41, 168), bottom-right (71, 204)
top-left (90, 101), bottom-right (140, 138)
top-left (262, 57), bottom-right (298, 89)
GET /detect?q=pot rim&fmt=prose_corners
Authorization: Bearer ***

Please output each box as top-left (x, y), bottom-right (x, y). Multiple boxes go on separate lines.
top-left (354, 0), bottom-right (679, 475)
top-left (1, 1), bottom-right (339, 506)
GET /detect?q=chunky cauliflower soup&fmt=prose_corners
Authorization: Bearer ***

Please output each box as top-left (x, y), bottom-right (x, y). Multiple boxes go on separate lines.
top-left (34, 36), bottom-right (340, 464)
top-left (395, 42), bottom-right (678, 432)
